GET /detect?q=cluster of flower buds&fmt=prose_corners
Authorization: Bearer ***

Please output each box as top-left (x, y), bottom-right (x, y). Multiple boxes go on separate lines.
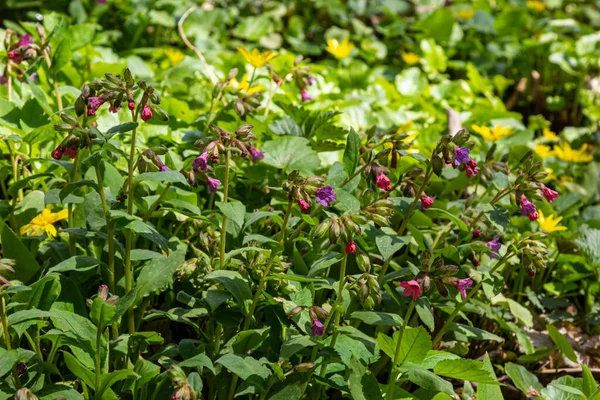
top-left (359, 193), bottom-right (394, 227)
top-left (15, 388), bottom-right (38, 400)
top-left (365, 162), bottom-right (392, 191)
top-left (168, 365), bottom-right (196, 400)
top-left (313, 214), bottom-right (364, 245)
top-left (351, 274), bottom-right (381, 310)
top-left (401, 254), bottom-right (473, 299)
top-left (518, 236), bottom-right (548, 276)
top-left (430, 129), bottom-right (477, 178)
top-left (281, 170), bottom-right (331, 213)
top-left (476, 144), bottom-right (510, 182)
top-left (139, 148), bottom-right (170, 172)
top-left (86, 284), bottom-right (118, 308)
top-left (291, 55), bottom-right (315, 102)
top-left (0, 258), bottom-right (16, 291)
top-left (287, 305), bottom-right (328, 336)
top-left (227, 68), bottom-right (262, 117)
top-left (513, 152), bottom-right (559, 221)
top-left (3, 25), bottom-right (45, 69)
top-left (52, 113), bottom-right (101, 160)
top-left (74, 69), bottom-right (167, 122)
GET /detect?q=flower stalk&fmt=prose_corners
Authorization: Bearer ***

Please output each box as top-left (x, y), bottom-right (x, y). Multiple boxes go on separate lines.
top-left (386, 300), bottom-right (416, 400)
top-left (219, 150), bottom-right (231, 269)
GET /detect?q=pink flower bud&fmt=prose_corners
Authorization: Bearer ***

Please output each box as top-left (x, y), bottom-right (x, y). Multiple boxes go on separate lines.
top-left (51, 147), bottom-right (64, 160)
top-left (542, 186), bottom-right (558, 203)
top-left (420, 195), bottom-right (434, 210)
top-left (345, 240), bottom-right (356, 254)
top-left (128, 100), bottom-right (135, 110)
top-left (297, 198), bottom-right (310, 213)
top-left (141, 104), bottom-right (152, 122)
top-left (375, 173), bottom-right (391, 191)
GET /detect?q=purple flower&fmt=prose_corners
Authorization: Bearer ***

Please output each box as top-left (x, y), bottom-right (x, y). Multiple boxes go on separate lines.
top-left (456, 277), bottom-right (473, 300)
top-left (300, 88), bottom-right (313, 102)
top-left (193, 152), bottom-right (209, 171)
top-left (250, 147), bottom-right (264, 163)
top-left (87, 97), bottom-right (105, 116)
top-left (206, 176), bottom-right (221, 193)
top-left (542, 186), bottom-right (558, 203)
top-left (315, 185), bottom-right (336, 207)
top-left (159, 165), bottom-right (170, 171)
top-left (312, 319), bottom-right (324, 336)
top-left (454, 147), bottom-right (470, 166)
top-left (16, 363), bottom-right (26, 375)
top-left (485, 236), bottom-right (501, 258)
top-left (308, 76), bottom-right (316, 86)
top-left (520, 198), bottom-right (539, 221)
top-left (97, 0), bottom-right (107, 4)
top-left (29, 72), bottom-right (37, 81)
top-left (18, 34), bottom-right (33, 47)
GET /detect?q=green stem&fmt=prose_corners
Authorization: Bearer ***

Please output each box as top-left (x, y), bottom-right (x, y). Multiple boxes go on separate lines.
top-left (68, 152), bottom-right (80, 256)
top-left (386, 301), bottom-right (416, 400)
top-left (94, 327), bottom-right (102, 399)
top-left (432, 250), bottom-right (514, 345)
top-left (124, 112), bottom-right (138, 335)
top-left (397, 167), bottom-right (433, 237)
top-left (219, 150), bottom-right (231, 269)
top-left (1, 294), bottom-right (21, 389)
top-left (377, 257), bottom-right (391, 284)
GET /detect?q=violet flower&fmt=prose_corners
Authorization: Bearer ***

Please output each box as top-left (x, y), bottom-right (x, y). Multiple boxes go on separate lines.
top-left (300, 88), bottom-right (313, 102)
top-left (206, 176), bottom-right (221, 193)
top-left (250, 146), bottom-right (264, 163)
top-left (454, 147), bottom-right (470, 166)
top-left (485, 236), bottom-right (501, 258)
top-left (312, 319), bottom-right (324, 336)
top-left (521, 198), bottom-right (539, 221)
top-left (193, 152), bottom-right (209, 171)
top-left (315, 185), bottom-right (336, 207)
top-left (456, 277), bottom-right (473, 300)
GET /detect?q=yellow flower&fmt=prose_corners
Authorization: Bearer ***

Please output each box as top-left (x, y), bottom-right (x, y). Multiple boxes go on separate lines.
top-left (401, 52), bottom-right (420, 65)
top-left (456, 9), bottom-right (475, 20)
top-left (526, 0), bottom-right (545, 12)
top-left (325, 38), bottom-right (354, 59)
top-left (553, 142), bottom-right (593, 163)
top-left (21, 208), bottom-right (68, 237)
top-left (542, 127), bottom-right (559, 141)
top-left (164, 48), bottom-right (184, 66)
top-left (402, 132), bottom-right (419, 144)
top-left (471, 124), bottom-right (514, 141)
top-left (535, 144), bottom-right (554, 158)
top-left (538, 210), bottom-right (567, 233)
top-left (237, 47), bottom-right (277, 68)
top-left (545, 168), bottom-right (557, 181)
top-left (229, 74), bottom-right (263, 95)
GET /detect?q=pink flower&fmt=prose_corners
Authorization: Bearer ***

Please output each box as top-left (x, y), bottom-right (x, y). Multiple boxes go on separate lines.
top-left (206, 176), bottom-right (221, 193)
top-left (420, 195), bottom-right (434, 210)
top-left (297, 198), bottom-right (310, 213)
top-left (87, 97), bottom-right (105, 116)
top-left (18, 34), bottom-right (33, 47)
top-left (193, 152), bottom-right (209, 171)
top-left (456, 278), bottom-right (473, 300)
top-left (542, 186), bottom-right (558, 203)
top-left (399, 280), bottom-right (422, 300)
top-left (64, 147), bottom-right (78, 159)
top-left (345, 240), bottom-right (356, 254)
top-left (375, 173), bottom-right (391, 191)
top-left (109, 104), bottom-right (120, 113)
top-left (312, 319), bottom-right (324, 336)
top-left (51, 147), bottom-right (64, 160)
top-left (520, 198), bottom-right (538, 221)
top-left (128, 100), bottom-right (135, 110)
top-left (472, 229), bottom-right (481, 238)
top-left (141, 104), bottom-right (152, 122)
top-left (465, 159), bottom-right (479, 178)
top-left (159, 165), bottom-right (170, 171)
top-left (300, 88), bottom-right (313, 102)
top-left (7, 50), bottom-right (22, 64)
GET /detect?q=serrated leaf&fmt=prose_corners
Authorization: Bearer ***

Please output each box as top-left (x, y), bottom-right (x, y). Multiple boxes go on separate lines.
top-left (434, 359), bottom-right (499, 384)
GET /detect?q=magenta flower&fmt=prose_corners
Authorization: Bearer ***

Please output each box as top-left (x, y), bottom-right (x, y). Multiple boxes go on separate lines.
top-left (109, 104), bottom-right (120, 113)
top-left (51, 147), bottom-right (64, 160)
top-left (300, 88), bottom-right (313, 102)
top-left (312, 319), bottom-right (325, 336)
top-left (297, 198), bottom-right (310, 213)
top-left (456, 277), bottom-right (473, 300)
top-left (206, 176), bottom-right (221, 193)
top-left (16, 363), bottom-right (26, 376)
top-left (375, 173), bottom-right (391, 191)
top-left (87, 97), bottom-right (105, 116)
top-left (520, 198), bottom-right (539, 221)
top-left (159, 165), bottom-right (170, 171)
top-left (64, 147), bottom-right (78, 159)
top-left (141, 104), bottom-right (152, 122)
top-left (453, 147), bottom-right (470, 166)
top-left (0, 75), bottom-right (7, 86)
top-left (420, 195), bottom-right (434, 211)
top-left (315, 185), bottom-right (336, 207)
top-left (128, 100), bottom-right (135, 110)
top-left (18, 34), bottom-right (33, 47)
top-left (249, 146), bottom-right (264, 163)
top-left (7, 50), bottom-right (22, 64)
top-left (465, 159), bottom-right (479, 178)
top-left (193, 152), bottom-right (209, 171)
top-left (345, 240), bottom-right (356, 254)
top-left (399, 280), bottom-right (422, 300)
top-left (472, 229), bottom-right (481, 238)
top-left (542, 186), bottom-right (558, 203)
top-left (485, 236), bottom-right (501, 258)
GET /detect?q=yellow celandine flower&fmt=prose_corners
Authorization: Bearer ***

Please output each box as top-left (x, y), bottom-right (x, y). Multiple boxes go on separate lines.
top-left (402, 132), bottom-right (419, 144)
top-left (21, 208), bottom-right (68, 237)
top-left (545, 168), bottom-right (557, 181)
top-left (456, 9), bottom-right (475, 20)
top-left (543, 127), bottom-right (559, 141)
top-left (401, 52), bottom-right (420, 65)
top-left (229, 75), bottom-right (263, 95)
top-left (471, 124), bottom-right (514, 141)
top-left (164, 48), bottom-right (184, 66)
top-left (535, 144), bottom-right (554, 158)
top-left (237, 47), bottom-right (277, 68)
top-left (537, 210), bottom-right (567, 233)
top-left (325, 38), bottom-right (354, 59)
top-left (553, 142), bottom-right (593, 163)
top-left (526, 0), bottom-right (545, 12)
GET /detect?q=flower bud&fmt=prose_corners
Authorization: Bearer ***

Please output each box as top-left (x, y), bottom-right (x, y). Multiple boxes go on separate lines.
top-left (295, 362), bottom-right (315, 373)
top-left (287, 306), bottom-right (303, 318)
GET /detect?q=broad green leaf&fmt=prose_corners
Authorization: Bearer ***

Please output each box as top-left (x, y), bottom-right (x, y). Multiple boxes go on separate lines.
top-left (204, 270), bottom-right (252, 314)
top-left (125, 220), bottom-right (168, 251)
top-left (96, 369), bottom-right (134, 400)
top-left (0, 349), bottom-right (18, 378)
top-left (547, 324), bottom-right (578, 363)
top-left (375, 234), bottom-right (410, 260)
top-left (63, 352), bottom-right (95, 389)
top-left (280, 336), bottom-right (317, 360)
top-left (505, 362), bottom-right (543, 395)
top-left (105, 122), bottom-right (138, 140)
top-left (215, 201), bottom-right (246, 237)
top-left (261, 136), bottom-right (321, 175)
top-left (348, 355), bottom-right (382, 400)
top-left (542, 376), bottom-right (586, 400)
top-left (414, 8), bottom-right (455, 42)
top-left (51, 38), bottom-right (71, 75)
top-left (49, 256), bottom-right (103, 273)
top-left (12, 274), bottom-right (60, 311)
top-left (0, 219), bottom-right (41, 282)
top-left (415, 298), bottom-right (435, 332)
top-left (134, 171), bottom-right (189, 186)
top-left (30, 81), bottom-right (54, 116)
top-left (377, 332), bottom-right (396, 360)
top-left (90, 298), bottom-right (116, 330)
top-left (428, 208), bottom-right (469, 233)
top-left (215, 354), bottom-right (271, 389)
top-left (401, 363), bottom-right (455, 396)
top-left (419, 350), bottom-right (460, 369)
top-left (349, 311), bottom-right (403, 326)
top-left (434, 359), bottom-right (499, 384)
top-left (178, 353), bottom-right (216, 374)
top-left (450, 323), bottom-right (503, 343)
top-left (582, 364), bottom-right (598, 397)
top-left (342, 129), bottom-right (360, 177)
top-left (477, 353), bottom-right (503, 400)
top-left (395, 326), bottom-right (432, 366)
top-left (268, 372), bottom-right (308, 400)
top-left (135, 248), bottom-right (186, 303)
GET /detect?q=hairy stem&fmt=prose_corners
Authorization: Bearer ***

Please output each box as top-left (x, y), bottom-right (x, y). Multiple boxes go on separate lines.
top-left (219, 150), bottom-right (231, 269)
top-left (397, 167), bottom-right (433, 237)
top-left (0, 294), bottom-right (21, 389)
top-left (124, 112), bottom-right (138, 334)
top-left (386, 301), bottom-right (416, 400)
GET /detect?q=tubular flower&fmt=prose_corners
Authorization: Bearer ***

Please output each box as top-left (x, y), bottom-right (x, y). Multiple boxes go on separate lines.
top-left (206, 177), bottom-right (221, 193)
top-left (399, 280), bottom-right (422, 300)
top-left (237, 47), bottom-right (277, 68)
top-left (312, 319), bottom-right (325, 336)
top-left (553, 142), bottom-right (593, 163)
top-left (537, 210), bottom-right (567, 233)
top-left (465, 159), bottom-right (479, 178)
top-left (485, 236), bottom-right (501, 258)
top-left (300, 88), bottom-right (313, 102)
top-left (456, 278), bottom-right (473, 300)
top-left (345, 240), bottom-right (356, 254)
top-left (249, 146), bottom-right (264, 163)
top-left (325, 38), bottom-right (354, 59)
top-left (521, 198), bottom-right (539, 221)
top-left (420, 195), bottom-right (434, 211)
top-left (297, 198), bottom-right (310, 213)
top-left (471, 124), bottom-right (513, 141)
top-left (193, 153), bottom-right (209, 171)
top-left (21, 208), bottom-right (69, 237)
top-left (542, 186), bottom-right (558, 203)
top-left (453, 147), bottom-right (470, 166)
top-left (141, 104), bottom-right (152, 122)
top-left (315, 185), bottom-right (336, 207)
top-left (375, 173), bottom-right (392, 191)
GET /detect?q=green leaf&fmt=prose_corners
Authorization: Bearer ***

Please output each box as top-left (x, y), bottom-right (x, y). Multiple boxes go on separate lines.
top-left (280, 336), bottom-right (317, 360)
top-left (342, 129), bottom-right (360, 177)
top-left (492, 172), bottom-right (510, 190)
top-left (450, 323), bottom-right (503, 342)
top-left (477, 353), bottom-right (503, 400)
top-left (63, 352), bottom-right (96, 389)
top-left (134, 171), bottom-right (189, 186)
top-left (51, 38), bottom-right (71, 75)
top-left (215, 354), bottom-right (271, 389)
top-left (30, 81), bottom-right (53, 116)
top-left (89, 298), bottom-right (116, 330)
top-left (377, 332), bottom-right (396, 360)
top-left (204, 270), bottom-right (252, 314)
top-left (401, 363), bottom-right (455, 396)
top-left (0, 349), bottom-right (18, 378)
top-left (582, 364), bottom-right (598, 397)
top-left (0, 219), bottom-right (41, 282)
top-left (49, 256), bottom-right (102, 273)
top-left (428, 208), bottom-right (469, 233)
top-left (415, 298), bottom-right (435, 332)
top-left (8, 173), bottom-right (53, 198)
top-left (348, 356), bottom-right (382, 400)
top-left (547, 324), bottom-right (578, 363)
top-left (97, 369), bottom-right (134, 400)
top-left (59, 180), bottom-right (99, 203)
top-left (215, 201), bottom-right (246, 237)
top-left (434, 359), bottom-right (500, 384)
top-left (395, 326), bottom-right (432, 366)
top-left (135, 248), bottom-right (186, 303)
top-left (178, 353), bottom-right (216, 374)
top-left (261, 136), bottom-right (321, 175)
top-left (349, 311), bottom-right (403, 326)
top-left (125, 220), bottom-right (168, 251)
top-left (505, 362), bottom-right (543, 396)
top-left (105, 122), bottom-right (139, 140)
top-left (419, 350), bottom-right (460, 369)
top-left (414, 8), bottom-right (455, 42)
top-left (375, 234), bottom-right (410, 261)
